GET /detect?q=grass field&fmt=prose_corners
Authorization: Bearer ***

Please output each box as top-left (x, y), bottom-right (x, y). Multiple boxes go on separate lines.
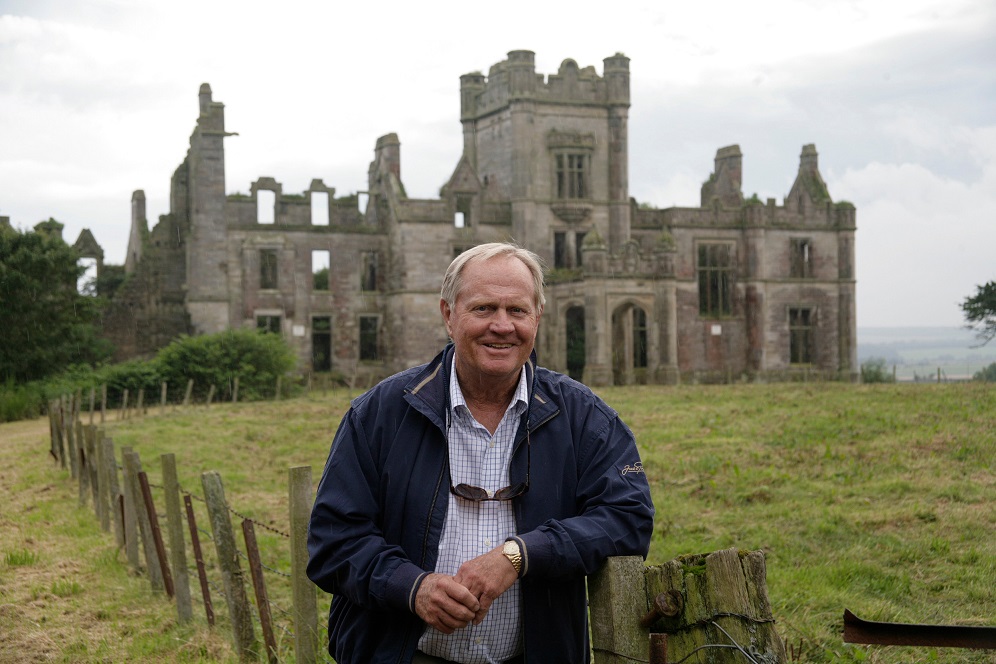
top-left (1, 382), bottom-right (994, 663)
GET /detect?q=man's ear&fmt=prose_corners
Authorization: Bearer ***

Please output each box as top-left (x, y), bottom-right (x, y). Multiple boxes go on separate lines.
top-left (440, 299), bottom-right (452, 336)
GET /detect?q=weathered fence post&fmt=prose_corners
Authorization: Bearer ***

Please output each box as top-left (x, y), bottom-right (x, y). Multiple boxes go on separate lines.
top-left (589, 556), bottom-right (648, 663)
top-left (137, 388), bottom-right (145, 416)
top-left (232, 376), bottom-right (239, 404)
top-left (120, 446), bottom-right (141, 569)
top-left (88, 387), bottom-right (96, 426)
top-left (183, 379), bottom-right (194, 407)
top-left (160, 382), bottom-right (168, 412)
top-left (201, 471), bottom-right (258, 661)
top-left (289, 465), bottom-right (318, 663)
top-left (65, 394), bottom-right (77, 477)
top-left (206, 385), bottom-right (216, 407)
top-left (102, 436), bottom-right (124, 547)
top-left (643, 548), bottom-right (786, 663)
top-left (100, 384), bottom-right (107, 424)
top-left (121, 389), bottom-right (129, 421)
top-left (86, 426), bottom-right (99, 513)
top-left (161, 453), bottom-right (193, 624)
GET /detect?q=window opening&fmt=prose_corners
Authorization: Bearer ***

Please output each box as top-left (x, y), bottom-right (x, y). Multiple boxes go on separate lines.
top-left (789, 308), bottom-right (814, 364)
top-left (359, 315), bottom-right (379, 361)
top-left (311, 191), bottom-right (329, 226)
top-left (697, 243), bottom-right (733, 317)
top-left (575, 232), bottom-right (587, 268)
top-left (566, 306), bottom-right (586, 381)
top-left (312, 316), bottom-right (332, 371)
top-left (257, 190), bottom-right (276, 224)
top-left (790, 238), bottom-right (812, 278)
top-left (454, 212), bottom-right (465, 228)
top-left (260, 249), bottom-right (278, 289)
top-left (554, 232), bottom-right (568, 269)
top-left (312, 250), bottom-right (330, 291)
top-left (556, 153), bottom-right (588, 199)
top-left (361, 252), bottom-right (378, 292)
top-left (357, 192), bottom-right (369, 214)
top-left (633, 307), bottom-right (648, 368)
top-left (257, 315), bottom-right (281, 334)
top-left (77, 257), bottom-right (98, 296)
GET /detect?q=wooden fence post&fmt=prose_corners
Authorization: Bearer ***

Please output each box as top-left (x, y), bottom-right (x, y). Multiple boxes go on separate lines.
top-left (206, 385), bottom-right (216, 407)
top-left (120, 446), bottom-right (141, 570)
top-left (289, 465), bottom-right (318, 663)
top-left (161, 453), bottom-right (193, 624)
top-left (121, 389), bottom-right (129, 421)
top-left (184, 379), bottom-right (194, 407)
top-left (102, 437), bottom-right (124, 547)
top-left (86, 426), bottom-right (99, 514)
top-left (65, 394), bottom-right (77, 477)
top-left (232, 376), bottom-right (239, 404)
top-left (137, 388), bottom-right (145, 416)
top-left (201, 471), bottom-right (258, 661)
top-left (642, 548), bottom-right (787, 663)
top-left (100, 384), bottom-right (107, 424)
top-left (161, 382), bottom-right (168, 411)
top-left (89, 387), bottom-right (96, 426)
top-left (589, 556), bottom-right (648, 663)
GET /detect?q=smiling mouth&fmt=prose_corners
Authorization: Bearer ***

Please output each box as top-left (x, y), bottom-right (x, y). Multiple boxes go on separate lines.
top-left (484, 343), bottom-right (514, 349)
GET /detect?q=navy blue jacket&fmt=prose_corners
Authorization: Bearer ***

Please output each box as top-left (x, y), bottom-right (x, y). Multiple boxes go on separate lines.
top-left (307, 345), bottom-right (655, 663)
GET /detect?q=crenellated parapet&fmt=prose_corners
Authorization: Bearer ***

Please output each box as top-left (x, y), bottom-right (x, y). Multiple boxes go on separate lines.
top-left (460, 50), bottom-right (630, 120)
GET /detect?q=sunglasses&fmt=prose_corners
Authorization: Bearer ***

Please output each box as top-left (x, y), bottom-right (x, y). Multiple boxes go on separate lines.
top-left (449, 426), bottom-right (530, 502)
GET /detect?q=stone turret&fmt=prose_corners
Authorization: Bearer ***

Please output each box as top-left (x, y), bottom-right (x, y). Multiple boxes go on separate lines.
top-left (125, 190), bottom-right (147, 274)
top-left (701, 145), bottom-right (744, 208)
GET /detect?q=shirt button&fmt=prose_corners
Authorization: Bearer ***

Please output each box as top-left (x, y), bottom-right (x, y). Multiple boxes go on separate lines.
top-left (485, 539), bottom-right (492, 547)
top-left (489, 438), bottom-right (496, 448)
top-left (475, 638), bottom-right (483, 645)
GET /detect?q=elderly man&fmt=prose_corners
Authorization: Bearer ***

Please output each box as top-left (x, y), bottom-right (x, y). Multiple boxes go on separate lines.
top-left (308, 242), bottom-right (654, 664)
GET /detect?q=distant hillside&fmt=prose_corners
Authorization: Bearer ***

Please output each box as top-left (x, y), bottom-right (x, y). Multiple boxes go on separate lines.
top-left (858, 326), bottom-right (996, 380)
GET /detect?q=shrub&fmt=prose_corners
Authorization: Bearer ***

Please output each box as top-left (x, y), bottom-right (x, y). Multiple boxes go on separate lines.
top-left (156, 328), bottom-right (296, 402)
top-left (860, 357), bottom-right (895, 383)
top-left (0, 380), bottom-right (45, 423)
top-left (974, 361), bottom-right (996, 382)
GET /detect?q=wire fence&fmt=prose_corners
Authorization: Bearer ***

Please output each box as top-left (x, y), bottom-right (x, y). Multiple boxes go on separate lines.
top-left (47, 389), bottom-right (328, 663)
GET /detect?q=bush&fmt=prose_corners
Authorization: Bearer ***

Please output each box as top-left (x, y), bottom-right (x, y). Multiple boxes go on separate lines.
top-left (156, 329), bottom-right (296, 402)
top-left (860, 357), bottom-right (895, 383)
top-left (974, 361), bottom-right (996, 382)
top-left (0, 379), bottom-right (45, 423)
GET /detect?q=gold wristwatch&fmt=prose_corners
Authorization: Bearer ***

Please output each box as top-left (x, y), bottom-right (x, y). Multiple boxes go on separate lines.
top-left (502, 539), bottom-right (523, 576)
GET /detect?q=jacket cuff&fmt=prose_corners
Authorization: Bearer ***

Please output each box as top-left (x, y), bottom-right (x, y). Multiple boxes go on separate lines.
top-left (386, 561), bottom-right (430, 614)
top-left (505, 535), bottom-right (528, 578)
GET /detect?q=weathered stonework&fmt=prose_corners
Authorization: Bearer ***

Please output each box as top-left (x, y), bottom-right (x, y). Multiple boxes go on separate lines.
top-left (97, 52), bottom-right (858, 385)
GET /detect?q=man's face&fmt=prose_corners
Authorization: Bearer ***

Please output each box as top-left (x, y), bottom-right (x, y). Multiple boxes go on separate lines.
top-left (441, 255), bottom-right (543, 391)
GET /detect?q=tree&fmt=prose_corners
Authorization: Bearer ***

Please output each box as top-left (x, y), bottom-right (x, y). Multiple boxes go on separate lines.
top-left (0, 222), bottom-right (112, 383)
top-left (962, 280), bottom-right (996, 346)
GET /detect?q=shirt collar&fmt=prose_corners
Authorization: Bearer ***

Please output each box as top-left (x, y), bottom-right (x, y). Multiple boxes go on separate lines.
top-left (449, 356), bottom-right (529, 421)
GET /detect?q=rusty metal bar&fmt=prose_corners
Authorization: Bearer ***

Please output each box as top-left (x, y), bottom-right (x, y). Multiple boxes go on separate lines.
top-left (185, 494), bottom-right (215, 626)
top-left (242, 519), bottom-right (278, 663)
top-left (138, 470), bottom-right (175, 598)
top-left (844, 609), bottom-right (996, 649)
top-left (649, 633), bottom-right (668, 664)
top-left (641, 590), bottom-right (684, 628)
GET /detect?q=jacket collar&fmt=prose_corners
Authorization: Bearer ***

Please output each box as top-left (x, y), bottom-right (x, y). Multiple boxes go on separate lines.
top-left (404, 343), bottom-right (557, 433)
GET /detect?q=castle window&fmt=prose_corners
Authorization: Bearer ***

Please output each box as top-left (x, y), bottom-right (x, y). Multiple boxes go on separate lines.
top-left (697, 243), bottom-right (734, 317)
top-left (257, 315), bottom-right (281, 334)
top-left (554, 232), bottom-right (568, 269)
top-left (260, 249), bottom-right (278, 289)
top-left (359, 315), bottom-right (379, 361)
top-left (311, 191), bottom-right (329, 226)
top-left (257, 190), bottom-right (276, 224)
top-left (312, 250), bottom-right (330, 291)
top-left (555, 153), bottom-right (588, 199)
top-left (361, 251), bottom-right (378, 292)
top-left (789, 307), bottom-right (814, 364)
top-left (312, 316), bottom-right (332, 371)
top-left (575, 232), bottom-right (587, 267)
top-left (790, 238), bottom-right (812, 278)
top-left (633, 307), bottom-right (648, 369)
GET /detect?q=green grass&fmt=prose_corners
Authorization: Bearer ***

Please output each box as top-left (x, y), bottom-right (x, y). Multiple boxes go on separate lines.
top-left (2, 383), bottom-right (994, 662)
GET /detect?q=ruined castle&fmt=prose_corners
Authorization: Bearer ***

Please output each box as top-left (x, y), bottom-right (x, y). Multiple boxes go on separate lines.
top-left (97, 50), bottom-right (858, 385)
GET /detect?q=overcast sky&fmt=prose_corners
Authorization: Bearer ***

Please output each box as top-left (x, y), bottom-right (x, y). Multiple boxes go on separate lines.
top-left (1, 0), bottom-right (993, 328)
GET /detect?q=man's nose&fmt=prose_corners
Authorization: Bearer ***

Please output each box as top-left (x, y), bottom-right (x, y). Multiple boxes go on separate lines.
top-left (490, 309), bottom-right (515, 332)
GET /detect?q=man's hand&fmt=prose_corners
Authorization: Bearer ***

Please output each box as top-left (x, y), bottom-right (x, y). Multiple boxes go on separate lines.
top-left (415, 573), bottom-right (481, 634)
top-left (454, 546), bottom-right (519, 625)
